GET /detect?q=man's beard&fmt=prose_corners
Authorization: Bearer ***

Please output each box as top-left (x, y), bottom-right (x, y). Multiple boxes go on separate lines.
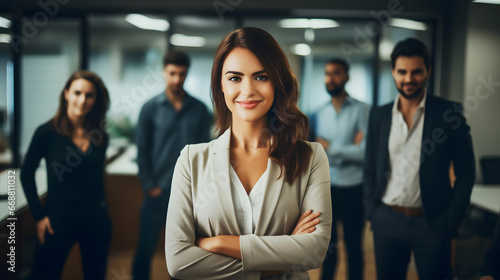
top-left (169, 86), bottom-right (184, 97)
top-left (326, 85), bottom-right (344, 97)
top-left (397, 83), bottom-right (425, 100)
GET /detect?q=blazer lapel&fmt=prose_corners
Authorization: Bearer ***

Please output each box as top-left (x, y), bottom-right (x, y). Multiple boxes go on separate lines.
top-left (380, 105), bottom-right (392, 175)
top-left (254, 159), bottom-right (284, 235)
top-left (420, 95), bottom-right (436, 183)
top-left (210, 128), bottom-right (241, 236)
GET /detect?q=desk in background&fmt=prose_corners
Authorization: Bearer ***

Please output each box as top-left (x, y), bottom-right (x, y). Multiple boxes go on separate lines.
top-left (0, 144), bottom-right (127, 222)
top-left (106, 145), bottom-right (138, 175)
top-left (0, 149), bottom-right (12, 170)
top-left (470, 184), bottom-right (500, 215)
top-left (0, 167), bottom-right (46, 223)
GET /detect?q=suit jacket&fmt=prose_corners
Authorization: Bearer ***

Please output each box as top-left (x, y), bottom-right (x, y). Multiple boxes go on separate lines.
top-left (165, 128), bottom-right (332, 280)
top-left (363, 94), bottom-right (475, 235)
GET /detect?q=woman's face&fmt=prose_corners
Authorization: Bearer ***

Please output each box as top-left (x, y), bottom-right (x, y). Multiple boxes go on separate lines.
top-left (221, 47), bottom-right (274, 125)
top-left (64, 78), bottom-right (97, 119)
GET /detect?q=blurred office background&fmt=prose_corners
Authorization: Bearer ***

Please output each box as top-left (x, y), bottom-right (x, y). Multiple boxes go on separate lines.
top-left (0, 0), bottom-right (499, 279)
top-left (1, 0), bottom-right (498, 171)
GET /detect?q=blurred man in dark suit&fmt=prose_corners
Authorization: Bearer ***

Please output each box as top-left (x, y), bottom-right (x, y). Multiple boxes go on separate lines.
top-left (364, 38), bottom-right (475, 280)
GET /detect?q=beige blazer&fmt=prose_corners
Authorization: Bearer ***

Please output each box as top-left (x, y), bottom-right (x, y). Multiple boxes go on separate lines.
top-left (165, 128), bottom-right (332, 280)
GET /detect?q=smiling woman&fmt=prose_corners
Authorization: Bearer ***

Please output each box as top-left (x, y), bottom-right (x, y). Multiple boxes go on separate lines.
top-left (221, 47), bottom-right (275, 126)
top-left (211, 27), bottom-right (315, 184)
top-left (64, 79), bottom-right (97, 123)
top-left (20, 70), bottom-right (112, 280)
top-left (165, 27), bottom-right (332, 280)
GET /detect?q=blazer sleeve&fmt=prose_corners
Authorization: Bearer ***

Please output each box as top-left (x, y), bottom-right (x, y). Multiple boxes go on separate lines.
top-left (136, 104), bottom-right (156, 192)
top-left (447, 103), bottom-right (476, 235)
top-left (239, 143), bottom-right (332, 272)
top-left (363, 106), bottom-right (379, 220)
top-left (165, 145), bottom-right (260, 280)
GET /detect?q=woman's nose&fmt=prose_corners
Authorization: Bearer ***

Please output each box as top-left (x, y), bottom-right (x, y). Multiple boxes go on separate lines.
top-left (240, 79), bottom-right (255, 96)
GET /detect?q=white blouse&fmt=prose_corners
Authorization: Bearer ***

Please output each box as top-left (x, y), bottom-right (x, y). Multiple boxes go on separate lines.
top-left (230, 158), bottom-right (270, 234)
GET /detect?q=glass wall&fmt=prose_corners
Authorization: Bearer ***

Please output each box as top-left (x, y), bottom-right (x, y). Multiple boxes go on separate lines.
top-left (89, 14), bottom-right (168, 141)
top-left (21, 19), bottom-right (80, 155)
top-left (304, 20), bottom-right (376, 111)
top-left (173, 15), bottom-right (236, 109)
top-left (89, 14), bottom-right (235, 141)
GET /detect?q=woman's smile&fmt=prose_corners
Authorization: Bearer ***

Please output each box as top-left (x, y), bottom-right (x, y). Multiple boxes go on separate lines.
top-left (236, 100), bottom-right (262, 109)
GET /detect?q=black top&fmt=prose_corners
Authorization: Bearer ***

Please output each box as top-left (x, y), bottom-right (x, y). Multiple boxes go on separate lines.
top-left (20, 121), bottom-right (109, 221)
top-left (136, 93), bottom-right (211, 192)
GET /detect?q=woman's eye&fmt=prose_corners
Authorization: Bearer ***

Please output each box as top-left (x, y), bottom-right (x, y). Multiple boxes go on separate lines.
top-left (256, 75), bottom-right (269, 81)
top-left (74, 91), bottom-right (81, 95)
top-left (229, 76), bottom-right (240, 82)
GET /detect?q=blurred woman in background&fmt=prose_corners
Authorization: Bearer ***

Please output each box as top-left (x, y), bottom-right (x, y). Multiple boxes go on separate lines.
top-left (21, 70), bottom-right (111, 280)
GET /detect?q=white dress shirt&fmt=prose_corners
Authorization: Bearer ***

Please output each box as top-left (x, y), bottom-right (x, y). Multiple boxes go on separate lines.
top-left (382, 93), bottom-right (427, 207)
top-left (230, 158), bottom-right (270, 234)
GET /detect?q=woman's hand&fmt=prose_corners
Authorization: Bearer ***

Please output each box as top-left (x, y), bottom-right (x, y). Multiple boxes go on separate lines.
top-left (259, 210), bottom-right (320, 278)
top-left (291, 209), bottom-right (321, 235)
top-left (147, 187), bottom-right (162, 197)
top-left (37, 216), bottom-right (54, 245)
top-left (196, 236), bottom-right (241, 259)
top-left (196, 237), bottom-right (217, 252)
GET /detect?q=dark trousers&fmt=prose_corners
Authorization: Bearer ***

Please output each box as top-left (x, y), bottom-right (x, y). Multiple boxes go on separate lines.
top-left (31, 204), bottom-right (112, 280)
top-left (322, 184), bottom-right (364, 280)
top-left (372, 204), bottom-right (452, 280)
top-left (132, 190), bottom-right (170, 280)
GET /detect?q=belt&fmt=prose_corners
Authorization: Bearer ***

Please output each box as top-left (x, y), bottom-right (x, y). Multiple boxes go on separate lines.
top-left (387, 204), bottom-right (424, 217)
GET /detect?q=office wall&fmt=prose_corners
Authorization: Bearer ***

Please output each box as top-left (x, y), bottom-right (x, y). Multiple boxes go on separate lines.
top-left (464, 3), bottom-right (500, 183)
top-left (438, 0), bottom-right (469, 102)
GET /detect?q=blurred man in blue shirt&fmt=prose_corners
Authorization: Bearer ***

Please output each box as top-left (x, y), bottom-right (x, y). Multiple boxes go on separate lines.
top-left (310, 58), bottom-right (370, 280)
top-left (132, 51), bottom-right (211, 280)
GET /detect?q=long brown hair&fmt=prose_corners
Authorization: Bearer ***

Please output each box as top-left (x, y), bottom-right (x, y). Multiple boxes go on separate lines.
top-left (53, 70), bottom-right (110, 145)
top-left (211, 27), bottom-right (312, 184)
